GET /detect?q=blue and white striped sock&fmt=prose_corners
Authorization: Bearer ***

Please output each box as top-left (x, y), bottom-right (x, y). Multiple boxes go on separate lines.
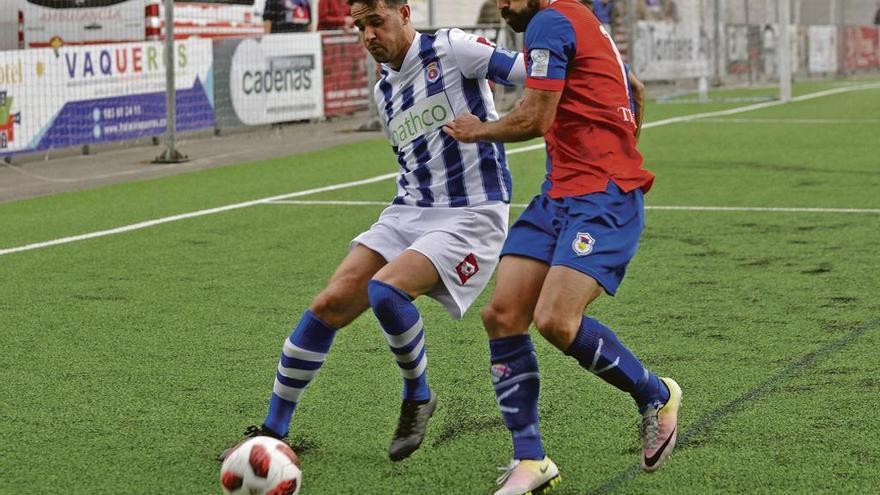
top-left (367, 280), bottom-right (431, 402)
top-left (263, 310), bottom-right (336, 437)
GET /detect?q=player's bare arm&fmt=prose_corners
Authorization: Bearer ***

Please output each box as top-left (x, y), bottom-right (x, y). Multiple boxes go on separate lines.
top-left (443, 87), bottom-right (562, 143)
top-left (628, 70), bottom-right (645, 140)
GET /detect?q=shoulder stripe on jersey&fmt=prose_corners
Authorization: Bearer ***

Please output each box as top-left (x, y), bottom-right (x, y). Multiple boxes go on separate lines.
top-left (401, 85), bottom-right (436, 206)
top-left (495, 142), bottom-right (513, 200)
top-left (460, 76), bottom-right (506, 202)
top-left (419, 34), bottom-right (446, 97)
top-left (391, 85), bottom-right (435, 207)
top-left (410, 137), bottom-right (435, 207)
top-left (487, 48), bottom-right (519, 87)
top-left (419, 33), bottom-right (467, 206)
top-left (401, 84), bottom-right (415, 111)
top-left (379, 74), bottom-right (394, 123)
top-left (386, 80), bottom-right (411, 205)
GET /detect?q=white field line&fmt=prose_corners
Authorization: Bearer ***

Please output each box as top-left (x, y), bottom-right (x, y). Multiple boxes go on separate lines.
top-left (0, 173), bottom-right (397, 256)
top-left (265, 199), bottom-right (880, 214)
top-left (3, 82), bottom-right (879, 257)
top-left (642, 82), bottom-right (880, 128)
top-left (699, 118), bottom-right (880, 125)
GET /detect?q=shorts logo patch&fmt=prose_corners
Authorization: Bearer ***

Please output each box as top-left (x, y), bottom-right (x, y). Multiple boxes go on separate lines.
top-left (572, 232), bottom-right (595, 256)
top-left (455, 253), bottom-right (480, 284)
top-left (475, 36), bottom-right (495, 48)
top-left (529, 49), bottom-right (550, 78)
top-left (426, 62), bottom-right (441, 84)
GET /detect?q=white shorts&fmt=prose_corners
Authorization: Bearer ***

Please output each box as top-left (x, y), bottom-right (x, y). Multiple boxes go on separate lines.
top-left (351, 202), bottom-right (510, 319)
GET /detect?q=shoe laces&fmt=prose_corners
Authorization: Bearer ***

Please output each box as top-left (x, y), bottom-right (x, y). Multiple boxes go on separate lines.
top-left (243, 425), bottom-right (264, 437)
top-left (495, 459), bottom-right (520, 486)
top-left (641, 406), bottom-right (660, 448)
top-left (244, 424), bottom-right (282, 440)
top-left (393, 402), bottom-right (421, 437)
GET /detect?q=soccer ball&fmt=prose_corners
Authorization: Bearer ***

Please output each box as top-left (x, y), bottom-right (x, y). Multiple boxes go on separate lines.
top-left (220, 436), bottom-right (302, 495)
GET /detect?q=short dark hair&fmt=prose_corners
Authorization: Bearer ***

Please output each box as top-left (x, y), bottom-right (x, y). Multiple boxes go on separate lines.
top-left (348, 0), bottom-right (408, 8)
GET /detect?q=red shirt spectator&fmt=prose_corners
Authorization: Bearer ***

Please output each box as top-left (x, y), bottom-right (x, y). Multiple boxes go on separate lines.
top-left (318, 0), bottom-right (353, 30)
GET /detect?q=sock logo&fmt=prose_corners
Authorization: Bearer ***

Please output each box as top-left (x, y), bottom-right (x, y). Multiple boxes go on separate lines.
top-left (496, 383), bottom-right (520, 413)
top-left (572, 232), bottom-right (595, 256)
top-left (455, 253), bottom-right (480, 284)
top-left (490, 363), bottom-right (512, 383)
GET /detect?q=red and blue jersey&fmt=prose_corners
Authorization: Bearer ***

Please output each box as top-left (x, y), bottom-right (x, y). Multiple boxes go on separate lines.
top-left (524, 0), bottom-right (654, 198)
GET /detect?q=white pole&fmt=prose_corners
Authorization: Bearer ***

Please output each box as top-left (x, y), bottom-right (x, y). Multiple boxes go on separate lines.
top-left (155, 0), bottom-right (187, 162)
top-left (779, 0), bottom-right (792, 102)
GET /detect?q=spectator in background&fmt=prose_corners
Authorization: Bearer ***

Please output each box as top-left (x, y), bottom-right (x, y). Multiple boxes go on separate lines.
top-left (263, 0), bottom-right (312, 33)
top-left (318, 0), bottom-right (354, 30)
top-left (874, 2), bottom-right (880, 25)
top-left (478, 0), bottom-right (502, 25)
top-left (638, 0), bottom-right (677, 22)
top-left (592, 0), bottom-right (616, 36)
top-left (637, 0), bottom-right (662, 20)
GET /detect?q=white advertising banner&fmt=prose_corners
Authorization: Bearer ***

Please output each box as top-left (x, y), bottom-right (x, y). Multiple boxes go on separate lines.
top-left (228, 33), bottom-right (324, 126)
top-left (0, 38), bottom-right (213, 155)
top-left (632, 21), bottom-right (711, 81)
top-left (808, 26), bottom-right (838, 74)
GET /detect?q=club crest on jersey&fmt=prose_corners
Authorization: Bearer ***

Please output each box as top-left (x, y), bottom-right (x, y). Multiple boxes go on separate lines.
top-left (572, 233), bottom-right (595, 256)
top-left (455, 253), bottom-right (480, 284)
top-left (490, 363), bottom-right (512, 383)
top-left (426, 62), bottom-right (441, 84)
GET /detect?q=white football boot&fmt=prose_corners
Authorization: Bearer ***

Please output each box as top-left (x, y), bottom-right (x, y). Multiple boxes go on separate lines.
top-left (493, 457), bottom-right (561, 495)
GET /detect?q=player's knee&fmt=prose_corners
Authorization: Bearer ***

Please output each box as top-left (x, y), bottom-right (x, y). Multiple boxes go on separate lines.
top-left (366, 279), bottom-right (409, 320)
top-left (310, 287), bottom-right (354, 328)
top-left (533, 311), bottom-right (579, 348)
top-left (481, 304), bottom-right (528, 338)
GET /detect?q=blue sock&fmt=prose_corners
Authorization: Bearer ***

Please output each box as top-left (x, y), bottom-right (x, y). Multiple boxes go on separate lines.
top-left (367, 280), bottom-right (431, 402)
top-left (263, 310), bottom-right (337, 437)
top-left (489, 334), bottom-right (545, 460)
top-left (565, 316), bottom-right (669, 412)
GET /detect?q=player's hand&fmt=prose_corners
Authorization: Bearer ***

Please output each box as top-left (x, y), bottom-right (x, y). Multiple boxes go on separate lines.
top-left (443, 113), bottom-right (482, 143)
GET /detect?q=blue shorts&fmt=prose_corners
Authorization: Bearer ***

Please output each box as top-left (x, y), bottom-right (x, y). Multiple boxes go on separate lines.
top-left (500, 182), bottom-right (644, 295)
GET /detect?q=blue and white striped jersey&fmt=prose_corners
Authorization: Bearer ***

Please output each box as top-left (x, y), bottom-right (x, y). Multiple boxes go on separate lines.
top-left (375, 29), bottom-right (525, 207)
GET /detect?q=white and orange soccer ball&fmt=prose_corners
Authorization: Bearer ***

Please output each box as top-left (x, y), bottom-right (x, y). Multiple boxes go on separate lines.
top-left (220, 436), bottom-right (302, 495)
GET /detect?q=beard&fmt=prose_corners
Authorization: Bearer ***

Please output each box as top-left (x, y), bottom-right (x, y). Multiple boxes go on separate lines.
top-left (367, 44), bottom-right (391, 63)
top-left (501, 0), bottom-right (541, 33)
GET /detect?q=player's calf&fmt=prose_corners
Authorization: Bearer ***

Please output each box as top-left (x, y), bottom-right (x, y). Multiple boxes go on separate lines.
top-left (368, 279), bottom-right (436, 461)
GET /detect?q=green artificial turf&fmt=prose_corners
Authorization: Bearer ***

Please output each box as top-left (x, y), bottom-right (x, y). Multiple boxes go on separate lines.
top-left (1, 78), bottom-right (878, 494)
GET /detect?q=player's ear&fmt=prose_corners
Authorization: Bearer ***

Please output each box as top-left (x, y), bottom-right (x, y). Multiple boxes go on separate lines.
top-left (399, 4), bottom-right (411, 24)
